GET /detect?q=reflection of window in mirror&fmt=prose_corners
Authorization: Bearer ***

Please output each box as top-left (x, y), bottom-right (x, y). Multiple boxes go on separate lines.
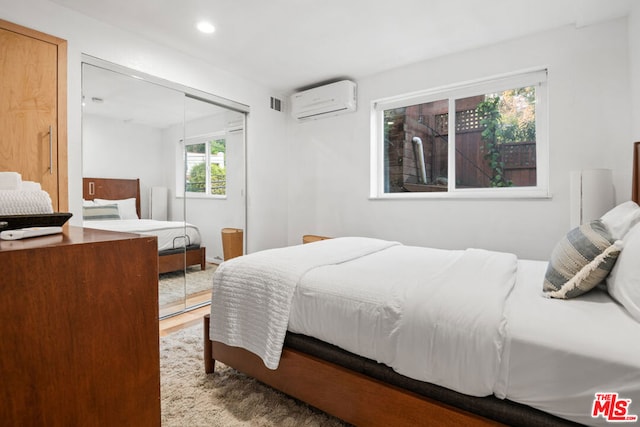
top-left (185, 134), bottom-right (226, 196)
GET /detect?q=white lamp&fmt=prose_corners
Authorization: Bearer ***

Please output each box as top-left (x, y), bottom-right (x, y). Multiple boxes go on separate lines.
top-left (570, 169), bottom-right (615, 228)
top-left (150, 186), bottom-right (168, 221)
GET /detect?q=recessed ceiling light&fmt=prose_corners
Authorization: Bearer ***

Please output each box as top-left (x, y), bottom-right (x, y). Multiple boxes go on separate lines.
top-left (196, 21), bottom-right (215, 34)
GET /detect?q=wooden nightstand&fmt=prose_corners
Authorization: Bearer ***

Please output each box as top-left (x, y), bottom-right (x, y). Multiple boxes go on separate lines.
top-left (302, 234), bottom-right (332, 244)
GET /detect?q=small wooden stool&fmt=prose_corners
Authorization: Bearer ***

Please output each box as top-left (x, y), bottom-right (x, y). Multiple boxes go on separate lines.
top-left (221, 228), bottom-right (243, 260)
top-left (302, 234), bottom-right (332, 244)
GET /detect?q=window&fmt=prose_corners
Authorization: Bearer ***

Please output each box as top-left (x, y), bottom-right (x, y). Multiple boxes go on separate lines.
top-left (371, 69), bottom-right (548, 198)
top-left (184, 134), bottom-right (226, 196)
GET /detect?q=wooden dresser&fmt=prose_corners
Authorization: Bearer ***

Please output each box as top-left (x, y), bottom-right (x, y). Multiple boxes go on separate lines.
top-left (0, 227), bottom-right (160, 426)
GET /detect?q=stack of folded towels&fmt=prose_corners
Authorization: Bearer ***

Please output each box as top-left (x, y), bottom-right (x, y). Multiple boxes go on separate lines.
top-left (0, 172), bottom-right (54, 215)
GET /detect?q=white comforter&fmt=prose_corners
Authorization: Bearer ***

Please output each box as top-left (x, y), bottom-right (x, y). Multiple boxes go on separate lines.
top-left (210, 237), bottom-right (399, 369)
top-left (83, 219), bottom-right (201, 251)
top-left (210, 237), bottom-right (517, 396)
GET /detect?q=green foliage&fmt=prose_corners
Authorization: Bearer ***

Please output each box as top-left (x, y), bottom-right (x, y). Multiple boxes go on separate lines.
top-left (186, 143), bottom-right (205, 154)
top-left (495, 87), bottom-right (536, 143)
top-left (186, 139), bottom-right (225, 154)
top-left (186, 162), bottom-right (226, 195)
top-left (186, 162), bottom-right (206, 192)
top-left (475, 87), bottom-right (535, 187)
top-left (477, 97), bottom-right (512, 188)
top-left (185, 138), bottom-right (227, 194)
top-left (210, 139), bottom-right (226, 154)
top-left (210, 163), bottom-right (226, 195)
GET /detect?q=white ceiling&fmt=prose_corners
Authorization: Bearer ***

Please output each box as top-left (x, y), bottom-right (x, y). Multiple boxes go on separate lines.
top-left (55, 0), bottom-right (633, 92)
top-left (82, 63), bottom-right (236, 128)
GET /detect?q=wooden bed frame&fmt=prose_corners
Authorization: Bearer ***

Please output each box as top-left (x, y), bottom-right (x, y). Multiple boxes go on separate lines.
top-left (82, 177), bottom-right (206, 274)
top-left (204, 316), bottom-right (505, 426)
top-left (203, 142), bottom-right (640, 426)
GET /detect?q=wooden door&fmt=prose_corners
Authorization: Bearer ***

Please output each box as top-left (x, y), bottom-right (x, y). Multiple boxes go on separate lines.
top-left (0, 20), bottom-right (67, 210)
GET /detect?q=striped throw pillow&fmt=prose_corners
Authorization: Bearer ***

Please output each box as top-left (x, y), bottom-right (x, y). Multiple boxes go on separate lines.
top-left (543, 220), bottom-right (622, 299)
top-left (83, 204), bottom-right (121, 221)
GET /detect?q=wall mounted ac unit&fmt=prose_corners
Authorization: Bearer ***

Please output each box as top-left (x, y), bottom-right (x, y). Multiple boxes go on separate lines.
top-left (290, 80), bottom-right (356, 121)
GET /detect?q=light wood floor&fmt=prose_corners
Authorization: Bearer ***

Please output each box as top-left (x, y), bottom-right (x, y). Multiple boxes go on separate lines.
top-left (159, 304), bottom-right (210, 337)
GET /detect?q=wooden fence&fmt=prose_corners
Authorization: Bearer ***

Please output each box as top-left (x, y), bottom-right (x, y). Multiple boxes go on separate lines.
top-left (386, 107), bottom-right (536, 192)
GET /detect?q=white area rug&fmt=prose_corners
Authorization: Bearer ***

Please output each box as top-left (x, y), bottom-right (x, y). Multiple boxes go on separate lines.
top-left (160, 323), bottom-right (348, 426)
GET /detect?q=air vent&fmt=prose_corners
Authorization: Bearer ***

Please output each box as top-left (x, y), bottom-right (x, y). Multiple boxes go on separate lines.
top-left (270, 97), bottom-right (282, 112)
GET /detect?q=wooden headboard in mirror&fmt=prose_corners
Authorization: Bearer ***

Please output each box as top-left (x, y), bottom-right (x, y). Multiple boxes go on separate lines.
top-left (82, 177), bottom-right (141, 219)
top-left (634, 142), bottom-right (639, 204)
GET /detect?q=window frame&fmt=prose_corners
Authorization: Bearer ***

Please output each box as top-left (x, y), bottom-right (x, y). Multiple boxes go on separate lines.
top-left (370, 69), bottom-right (549, 199)
top-left (179, 131), bottom-right (227, 199)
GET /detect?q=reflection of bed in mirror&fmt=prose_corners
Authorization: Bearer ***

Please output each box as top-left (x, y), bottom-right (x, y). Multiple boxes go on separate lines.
top-left (82, 177), bottom-right (206, 274)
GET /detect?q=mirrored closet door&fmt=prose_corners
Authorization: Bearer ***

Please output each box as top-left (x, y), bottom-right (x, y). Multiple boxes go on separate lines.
top-left (81, 58), bottom-right (248, 318)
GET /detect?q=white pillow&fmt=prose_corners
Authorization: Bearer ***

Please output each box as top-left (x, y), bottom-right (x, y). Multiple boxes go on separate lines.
top-left (83, 204), bottom-right (121, 220)
top-left (601, 201), bottom-right (640, 240)
top-left (82, 199), bottom-right (95, 207)
top-left (607, 222), bottom-right (640, 323)
top-left (543, 220), bottom-right (622, 299)
top-left (94, 198), bottom-right (139, 220)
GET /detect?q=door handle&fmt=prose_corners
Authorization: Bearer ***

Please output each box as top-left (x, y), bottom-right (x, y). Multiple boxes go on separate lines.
top-left (48, 125), bottom-right (53, 174)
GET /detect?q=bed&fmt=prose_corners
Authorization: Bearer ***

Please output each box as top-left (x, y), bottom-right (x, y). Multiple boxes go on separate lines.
top-left (82, 177), bottom-right (206, 274)
top-left (204, 142), bottom-right (640, 427)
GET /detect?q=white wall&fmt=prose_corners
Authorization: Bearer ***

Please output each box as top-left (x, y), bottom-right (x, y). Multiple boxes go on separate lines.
top-left (630, 3), bottom-right (640, 141)
top-left (287, 19), bottom-right (632, 260)
top-left (2, 2), bottom-right (636, 260)
top-left (0, 0), bottom-right (289, 254)
top-left (83, 115), bottom-right (165, 219)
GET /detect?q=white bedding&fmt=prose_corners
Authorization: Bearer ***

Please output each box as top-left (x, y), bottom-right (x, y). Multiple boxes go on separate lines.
top-left (83, 219), bottom-right (201, 252)
top-left (289, 244), bottom-right (517, 396)
top-left (497, 260), bottom-right (640, 426)
top-left (209, 237), bottom-right (640, 426)
top-left (210, 237), bottom-right (400, 369)
top-left (210, 237), bottom-right (517, 396)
